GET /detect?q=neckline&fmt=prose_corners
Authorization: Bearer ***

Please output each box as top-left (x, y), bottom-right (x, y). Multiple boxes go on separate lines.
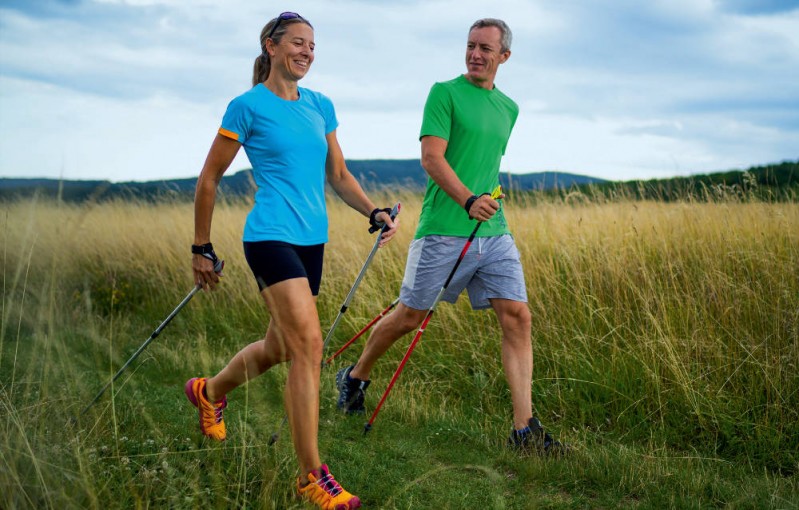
top-left (259, 83), bottom-right (302, 102)
top-left (460, 74), bottom-right (495, 92)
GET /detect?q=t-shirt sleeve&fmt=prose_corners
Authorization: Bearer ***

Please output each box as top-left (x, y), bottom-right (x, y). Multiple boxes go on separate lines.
top-left (317, 92), bottom-right (339, 134)
top-left (219, 96), bottom-right (252, 144)
top-left (502, 101), bottom-right (520, 155)
top-left (419, 82), bottom-right (452, 141)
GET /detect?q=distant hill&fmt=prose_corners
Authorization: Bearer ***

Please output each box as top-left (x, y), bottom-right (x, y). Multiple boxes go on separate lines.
top-left (0, 159), bottom-right (605, 202)
top-left (580, 160), bottom-right (798, 202)
top-left (2, 159), bottom-right (796, 203)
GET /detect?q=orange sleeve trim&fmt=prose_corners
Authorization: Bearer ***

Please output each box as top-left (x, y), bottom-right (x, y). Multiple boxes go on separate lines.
top-left (218, 127), bottom-right (240, 141)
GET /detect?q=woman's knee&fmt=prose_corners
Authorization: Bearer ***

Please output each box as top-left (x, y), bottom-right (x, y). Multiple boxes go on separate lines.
top-left (286, 330), bottom-right (323, 364)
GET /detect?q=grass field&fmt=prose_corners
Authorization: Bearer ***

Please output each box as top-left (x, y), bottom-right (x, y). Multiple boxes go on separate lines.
top-left (1, 191), bottom-right (798, 509)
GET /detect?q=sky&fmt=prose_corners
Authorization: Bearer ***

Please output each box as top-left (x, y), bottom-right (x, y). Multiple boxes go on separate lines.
top-left (0, 0), bottom-right (797, 183)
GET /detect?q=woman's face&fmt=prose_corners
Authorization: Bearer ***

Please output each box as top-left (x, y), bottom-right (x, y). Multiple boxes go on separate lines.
top-left (269, 22), bottom-right (315, 81)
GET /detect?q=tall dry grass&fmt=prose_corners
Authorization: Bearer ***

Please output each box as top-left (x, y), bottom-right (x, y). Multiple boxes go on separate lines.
top-left (1, 190), bottom-right (797, 508)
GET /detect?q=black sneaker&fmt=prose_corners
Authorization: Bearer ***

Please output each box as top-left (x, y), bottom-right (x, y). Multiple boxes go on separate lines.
top-left (508, 416), bottom-right (570, 457)
top-left (336, 365), bottom-right (371, 414)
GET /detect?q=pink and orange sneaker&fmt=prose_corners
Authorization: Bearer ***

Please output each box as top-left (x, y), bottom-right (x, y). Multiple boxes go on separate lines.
top-left (297, 464), bottom-right (361, 509)
top-left (184, 377), bottom-right (227, 441)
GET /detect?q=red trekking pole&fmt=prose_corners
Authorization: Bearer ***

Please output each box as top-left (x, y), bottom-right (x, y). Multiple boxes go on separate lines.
top-left (324, 297), bottom-right (400, 366)
top-left (363, 186), bottom-right (502, 435)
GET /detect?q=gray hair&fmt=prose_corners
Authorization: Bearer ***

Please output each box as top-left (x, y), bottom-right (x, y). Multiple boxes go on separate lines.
top-left (469, 18), bottom-right (512, 52)
top-left (252, 16), bottom-right (314, 86)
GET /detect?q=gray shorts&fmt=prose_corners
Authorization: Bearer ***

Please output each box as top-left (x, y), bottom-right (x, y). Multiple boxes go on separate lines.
top-left (400, 234), bottom-right (528, 311)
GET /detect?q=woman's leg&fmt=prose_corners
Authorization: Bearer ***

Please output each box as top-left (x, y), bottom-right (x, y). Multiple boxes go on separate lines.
top-left (205, 322), bottom-right (287, 402)
top-left (258, 277), bottom-right (323, 475)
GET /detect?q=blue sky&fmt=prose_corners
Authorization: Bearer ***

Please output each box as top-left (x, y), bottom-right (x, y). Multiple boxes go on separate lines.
top-left (1, 0), bottom-right (797, 182)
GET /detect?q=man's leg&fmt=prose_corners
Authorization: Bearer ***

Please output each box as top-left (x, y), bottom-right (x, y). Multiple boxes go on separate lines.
top-left (490, 298), bottom-right (533, 430)
top-left (339, 234), bottom-right (474, 413)
top-left (348, 303), bottom-right (427, 381)
top-left (491, 296), bottom-right (568, 456)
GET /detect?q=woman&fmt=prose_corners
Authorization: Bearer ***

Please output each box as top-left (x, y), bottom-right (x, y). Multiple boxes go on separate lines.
top-left (186, 12), bottom-right (396, 509)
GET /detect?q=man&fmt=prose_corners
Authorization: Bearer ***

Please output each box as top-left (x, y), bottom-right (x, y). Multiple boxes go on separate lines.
top-left (337, 18), bottom-right (566, 455)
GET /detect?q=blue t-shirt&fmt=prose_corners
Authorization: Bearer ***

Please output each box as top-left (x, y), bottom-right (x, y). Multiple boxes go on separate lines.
top-left (219, 84), bottom-right (339, 244)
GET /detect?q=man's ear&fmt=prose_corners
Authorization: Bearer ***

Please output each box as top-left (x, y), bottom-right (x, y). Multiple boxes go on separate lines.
top-left (500, 49), bottom-right (511, 64)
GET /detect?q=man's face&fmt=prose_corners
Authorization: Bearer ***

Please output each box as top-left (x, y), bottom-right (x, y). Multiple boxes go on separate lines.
top-left (464, 26), bottom-right (510, 86)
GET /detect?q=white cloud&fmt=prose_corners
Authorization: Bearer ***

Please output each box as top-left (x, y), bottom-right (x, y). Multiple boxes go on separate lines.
top-left (1, 0), bottom-right (797, 182)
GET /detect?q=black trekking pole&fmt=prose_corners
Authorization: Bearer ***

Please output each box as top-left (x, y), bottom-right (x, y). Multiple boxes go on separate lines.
top-left (268, 204), bottom-right (400, 445)
top-left (75, 257), bottom-right (224, 421)
top-left (364, 186), bottom-right (502, 436)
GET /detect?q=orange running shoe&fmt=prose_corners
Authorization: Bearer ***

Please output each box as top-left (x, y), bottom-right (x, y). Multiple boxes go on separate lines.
top-left (184, 377), bottom-right (227, 441)
top-left (297, 464), bottom-right (361, 509)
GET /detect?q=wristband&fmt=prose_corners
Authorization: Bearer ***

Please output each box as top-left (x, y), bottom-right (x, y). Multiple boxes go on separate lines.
top-left (191, 243), bottom-right (214, 255)
top-left (465, 193), bottom-right (492, 220)
top-left (464, 195), bottom-right (479, 218)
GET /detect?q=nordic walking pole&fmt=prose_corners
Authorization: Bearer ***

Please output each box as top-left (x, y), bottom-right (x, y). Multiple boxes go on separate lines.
top-left (324, 297), bottom-right (399, 366)
top-left (321, 203), bottom-right (400, 355)
top-left (268, 204), bottom-right (399, 445)
top-left (363, 186), bottom-right (502, 436)
top-left (75, 257), bottom-right (224, 421)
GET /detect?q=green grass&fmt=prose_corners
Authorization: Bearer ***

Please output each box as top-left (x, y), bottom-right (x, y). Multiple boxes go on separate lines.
top-left (1, 195), bottom-right (798, 509)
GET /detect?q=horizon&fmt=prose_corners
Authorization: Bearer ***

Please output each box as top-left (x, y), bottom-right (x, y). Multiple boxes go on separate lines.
top-left (3, 158), bottom-right (796, 186)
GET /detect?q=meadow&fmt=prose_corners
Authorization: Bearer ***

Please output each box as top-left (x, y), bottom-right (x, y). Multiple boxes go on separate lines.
top-left (1, 189), bottom-right (797, 509)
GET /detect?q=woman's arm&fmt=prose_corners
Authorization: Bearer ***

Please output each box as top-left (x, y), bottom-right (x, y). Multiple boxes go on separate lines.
top-left (193, 133), bottom-right (241, 289)
top-left (325, 130), bottom-right (398, 245)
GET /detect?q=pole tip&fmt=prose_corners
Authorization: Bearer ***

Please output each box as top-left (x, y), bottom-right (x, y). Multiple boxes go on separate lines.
top-left (363, 423), bottom-right (372, 436)
top-left (268, 433), bottom-right (279, 445)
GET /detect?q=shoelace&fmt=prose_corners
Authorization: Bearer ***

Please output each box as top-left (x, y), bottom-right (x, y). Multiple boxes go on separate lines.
top-left (201, 397), bottom-right (226, 425)
top-left (317, 472), bottom-right (343, 497)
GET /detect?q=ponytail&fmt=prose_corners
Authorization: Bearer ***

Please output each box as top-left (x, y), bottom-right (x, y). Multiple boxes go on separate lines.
top-left (252, 53), bottom-right (270, 86)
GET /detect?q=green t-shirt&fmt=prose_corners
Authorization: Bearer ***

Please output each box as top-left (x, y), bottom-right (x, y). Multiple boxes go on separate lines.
top-left (416, 74), bottom-right (518, 238)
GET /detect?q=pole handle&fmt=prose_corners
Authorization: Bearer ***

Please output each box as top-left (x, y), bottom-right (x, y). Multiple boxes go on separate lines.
top-left (368, 202), bottom-right (401, 234)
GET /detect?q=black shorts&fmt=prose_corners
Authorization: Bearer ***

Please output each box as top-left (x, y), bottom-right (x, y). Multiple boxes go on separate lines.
top-left (243, 241), bottom-right (325, 295)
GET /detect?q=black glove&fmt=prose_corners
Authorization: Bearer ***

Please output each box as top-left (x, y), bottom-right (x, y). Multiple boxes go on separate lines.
top-left (368, 208), bottom-right (393, 234)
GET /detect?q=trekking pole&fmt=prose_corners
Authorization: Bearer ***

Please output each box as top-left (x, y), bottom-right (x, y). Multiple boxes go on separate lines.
top-left (363, 186), bottom-right (502, 436)
top-left (268, 204), bottom-right (399, 445)
top-left (321, 203), bottom-right (400, 355)
top-left (75, 257), bottom-right (224, 421)
top-left (324, 297), bottom-right (399, 366)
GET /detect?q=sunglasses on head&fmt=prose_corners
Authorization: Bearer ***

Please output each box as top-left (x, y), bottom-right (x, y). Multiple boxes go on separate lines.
top-left (267, 12), bottom-right (305, 39)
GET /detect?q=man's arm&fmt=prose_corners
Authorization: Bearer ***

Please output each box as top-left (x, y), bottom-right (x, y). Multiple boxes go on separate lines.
top-left (421, 135), bottom-right (500, 221)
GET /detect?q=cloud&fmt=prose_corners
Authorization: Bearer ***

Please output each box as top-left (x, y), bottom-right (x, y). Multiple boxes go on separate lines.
top-left (0, 0), bottom-right (797, 181)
